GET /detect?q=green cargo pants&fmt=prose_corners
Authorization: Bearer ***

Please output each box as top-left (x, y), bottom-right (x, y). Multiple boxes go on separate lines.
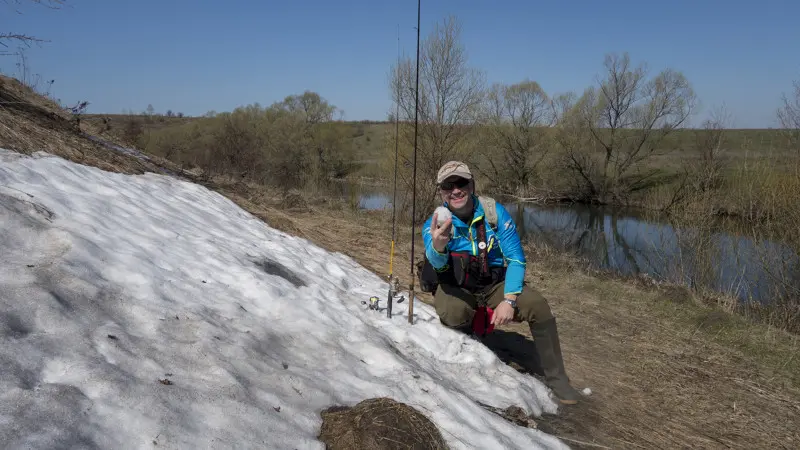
top-left (434, 280), bottom-right (582, 404)
top-left (433, 281), bottom-right (555, 330)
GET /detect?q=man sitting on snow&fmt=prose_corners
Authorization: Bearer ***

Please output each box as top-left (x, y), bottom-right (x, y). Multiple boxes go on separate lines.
top-left (420, 161), bottom-right (581, 405)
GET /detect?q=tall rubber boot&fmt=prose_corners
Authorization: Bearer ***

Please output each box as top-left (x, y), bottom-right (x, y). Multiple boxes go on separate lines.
top-left (528, 345), bottom-right (545, 377)
top-left (529, 317), bottom-right (581, 405)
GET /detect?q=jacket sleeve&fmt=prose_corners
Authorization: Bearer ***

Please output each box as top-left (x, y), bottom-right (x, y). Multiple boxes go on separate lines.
top-left (494, 202), bottom-right (526, 296)
top-left (422, 214), bottom-right (449, 270)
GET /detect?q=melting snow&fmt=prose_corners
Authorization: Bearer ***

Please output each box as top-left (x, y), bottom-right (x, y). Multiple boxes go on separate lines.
top-left (0, 149), bottom-right (566, 449)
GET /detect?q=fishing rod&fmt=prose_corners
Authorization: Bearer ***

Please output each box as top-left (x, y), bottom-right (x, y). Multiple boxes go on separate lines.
top-left (407, 0), bottom-right (421, 325)
top-left (387, 24), bottom-right (401, 319)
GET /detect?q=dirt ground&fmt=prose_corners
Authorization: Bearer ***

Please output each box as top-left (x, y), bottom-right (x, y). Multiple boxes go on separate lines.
top-left (211, 179), bottom-right (800, 450)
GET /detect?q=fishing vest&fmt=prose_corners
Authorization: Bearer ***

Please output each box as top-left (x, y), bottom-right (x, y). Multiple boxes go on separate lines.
top-left (418, 196), bottom-right (504, 294)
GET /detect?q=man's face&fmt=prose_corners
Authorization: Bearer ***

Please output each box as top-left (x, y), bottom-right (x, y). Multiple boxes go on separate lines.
top-left (439, 176), bottom-right (472, 211)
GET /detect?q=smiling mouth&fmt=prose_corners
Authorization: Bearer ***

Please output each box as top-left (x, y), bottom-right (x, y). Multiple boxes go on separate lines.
top-left (450, 192), bottom-right (467, 201)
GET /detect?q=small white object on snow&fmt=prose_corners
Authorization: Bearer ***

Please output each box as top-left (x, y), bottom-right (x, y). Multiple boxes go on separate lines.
top-left (434, 206), bottom-right (452, 226)
top-left (582, 387), bottom-right (592, 396)
top-left (0, 149), bottom-right (567, 450)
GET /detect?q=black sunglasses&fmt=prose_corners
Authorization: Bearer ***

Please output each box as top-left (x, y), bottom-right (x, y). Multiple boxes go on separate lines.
top-left (439, 178), bottom-right (470, 190)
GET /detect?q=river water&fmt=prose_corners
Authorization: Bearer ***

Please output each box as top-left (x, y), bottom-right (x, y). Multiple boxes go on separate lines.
top-left (338, 182), bottom-right (799, 305)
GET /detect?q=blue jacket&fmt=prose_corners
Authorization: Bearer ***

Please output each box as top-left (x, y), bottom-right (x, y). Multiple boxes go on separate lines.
top-left (422, 195), bottom-right (527, 296)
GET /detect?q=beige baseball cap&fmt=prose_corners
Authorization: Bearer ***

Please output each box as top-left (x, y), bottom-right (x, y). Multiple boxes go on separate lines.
top-left (436, 161), bottom-right (473, 184)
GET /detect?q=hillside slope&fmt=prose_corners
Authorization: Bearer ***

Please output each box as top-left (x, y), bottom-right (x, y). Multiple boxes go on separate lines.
top-left (0, 147), bottom-right (568, 449)
top-left (0, 75), bottom-right (190, 178)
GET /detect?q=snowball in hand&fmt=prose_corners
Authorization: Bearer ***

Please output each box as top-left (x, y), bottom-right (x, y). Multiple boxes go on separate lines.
top-left (434, 206), bottom-right (452, 226)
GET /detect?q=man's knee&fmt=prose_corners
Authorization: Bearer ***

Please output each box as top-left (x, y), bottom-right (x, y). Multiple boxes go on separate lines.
top-left (434, 284), bottom-right (476, 328)
top-left (514, 286), bottom-right (554, 323)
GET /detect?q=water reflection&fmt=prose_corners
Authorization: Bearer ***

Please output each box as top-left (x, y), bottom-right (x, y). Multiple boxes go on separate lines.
top-left (336, 183), bottom-right (799, 304)
top-left (331, 181), bottom-right (396, 211)
top-left (505, 203), bottom-right (799, 303)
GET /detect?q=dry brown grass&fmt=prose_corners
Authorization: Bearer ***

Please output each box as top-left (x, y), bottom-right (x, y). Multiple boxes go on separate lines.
top-left (318, 397), bottom-right (449, 450)
top-left (519, 268), bottom-right (800, 449)
top-left (0, 75), bottom-right (188, 177)
top-left (212, 180), bottom-right (800, 450)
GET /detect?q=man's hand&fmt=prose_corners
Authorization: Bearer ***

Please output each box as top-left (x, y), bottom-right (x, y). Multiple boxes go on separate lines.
top-left (491, 300), bottom-right (516, 326)
top-left (430, 212), bottom-right (452, 253)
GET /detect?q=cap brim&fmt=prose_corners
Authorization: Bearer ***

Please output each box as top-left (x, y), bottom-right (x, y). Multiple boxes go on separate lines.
top-left (438, 171), bottom-right (472, 184)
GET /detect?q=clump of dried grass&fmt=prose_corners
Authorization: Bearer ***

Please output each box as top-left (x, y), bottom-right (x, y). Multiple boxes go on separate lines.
top-left (318, 397), bottom-right (448, 450)
top-left (279, 190), bottom-right (310, 211)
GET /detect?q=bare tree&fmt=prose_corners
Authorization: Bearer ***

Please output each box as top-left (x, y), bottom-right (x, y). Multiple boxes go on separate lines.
top-left (1, 0), bottom-right (65, 55)
top-left (556, 52), bottom-right (697, 203)
top-left (275, 91), bottom-right (337, 124)
top-left (474, 80), bottom-right (556, 196)
top-left (660, 105), bottom-right (733, 213)
top-left (268, 92), bottom-right (352, 187)
top-left (777, 79), bottom-right (800, 154)
top-left (692, 104), bottom-right (732, 193)
top-left (389, 15), bottom-right (486, 220)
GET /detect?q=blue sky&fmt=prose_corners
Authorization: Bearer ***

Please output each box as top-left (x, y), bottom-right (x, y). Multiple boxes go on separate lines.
top-left (4, 0), bottom-right (799, 127)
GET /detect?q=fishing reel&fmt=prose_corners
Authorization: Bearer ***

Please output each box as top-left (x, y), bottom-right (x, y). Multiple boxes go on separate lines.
top-left (387, 275), bottom-right (405, 303)
top-left (387, 275), bottom-right (401, 297)
top-left (362, 296), bottom-right (381, 311)
top-left (361, 294), bottom-right (405, 311)
top-left (362, 277), bottom-right (406, 313)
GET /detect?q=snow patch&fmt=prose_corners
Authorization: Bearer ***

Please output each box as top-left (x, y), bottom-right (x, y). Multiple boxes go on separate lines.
top-left (0, 149), bottom-right (566, 449)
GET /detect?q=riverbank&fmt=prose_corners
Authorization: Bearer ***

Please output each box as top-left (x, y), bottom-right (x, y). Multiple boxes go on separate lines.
top-left (328, 175), bottom-right (800, 335)
top-left (207, 177), bottom-right (799, 450)
top-left (126, 98), bottom-right (800, 331)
